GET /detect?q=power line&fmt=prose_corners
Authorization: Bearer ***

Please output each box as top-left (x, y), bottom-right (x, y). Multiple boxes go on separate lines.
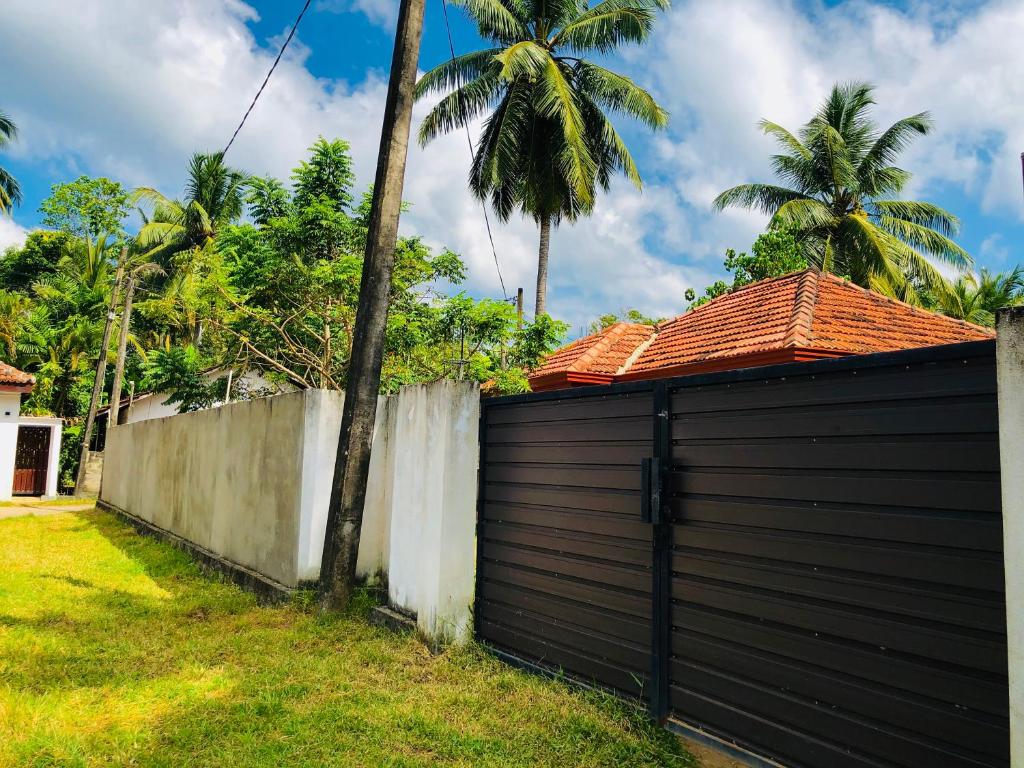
top-left (439, 0), bottom-right (508, 299)
top-left (223, 0), bottom-right (313, 158)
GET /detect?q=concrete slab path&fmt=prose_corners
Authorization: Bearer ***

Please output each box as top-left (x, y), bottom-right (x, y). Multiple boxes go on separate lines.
top-left (0, 500), bottom-right (94, 520)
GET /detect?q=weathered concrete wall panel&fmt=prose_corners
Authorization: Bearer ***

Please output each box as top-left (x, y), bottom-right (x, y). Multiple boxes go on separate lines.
top-left (100, 381), bottom-right (480, 643)
top-left (102, 392), bottom-right (308, 586)
top-left (998, 307), bottom-right (1024, 766)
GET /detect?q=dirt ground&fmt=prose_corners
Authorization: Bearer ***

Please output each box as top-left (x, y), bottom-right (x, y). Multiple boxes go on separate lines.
top-left (0, 499), bottom-right (94, 520)
top-left (675, 734), bottom-right (762, 768)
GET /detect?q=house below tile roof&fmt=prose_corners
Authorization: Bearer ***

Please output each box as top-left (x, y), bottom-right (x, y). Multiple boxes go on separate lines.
top-left (529, 269), bottom-right (995, 392)
top-left (0, 361), bottom-right (34, 391)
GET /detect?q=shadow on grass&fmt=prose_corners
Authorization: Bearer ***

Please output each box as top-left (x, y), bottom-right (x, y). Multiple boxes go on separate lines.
top-left (1, 508), bottom-right (693, 768)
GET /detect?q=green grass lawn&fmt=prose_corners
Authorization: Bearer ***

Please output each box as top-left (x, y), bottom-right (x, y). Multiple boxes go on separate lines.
top-left (0, 508), bottom-right (693, 767)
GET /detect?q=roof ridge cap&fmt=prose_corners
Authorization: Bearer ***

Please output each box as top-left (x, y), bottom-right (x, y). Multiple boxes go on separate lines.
top-left (671, 268), bottom-right (812, 325)
top-left (616, 328), bottom-right (658, 375)
top-left (783, 268), bottom-right (821, 347)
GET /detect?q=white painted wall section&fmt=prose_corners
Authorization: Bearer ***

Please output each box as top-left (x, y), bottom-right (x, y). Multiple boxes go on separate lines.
top-left (997, 307), bottom-right (1024, 766)
top-left (386, 381), bottom-right (479, 644)
top-left (0, 392), bottom-right (21, 500)
top-left (100, 381), bottom-right (482, 646)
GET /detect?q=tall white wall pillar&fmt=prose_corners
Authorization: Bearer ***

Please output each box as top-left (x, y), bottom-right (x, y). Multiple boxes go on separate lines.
top-left (387, 380), bottom-right (480, 644)
top-left (997, 307), bottom-right (1024, 765)
top-left (0, 392), bottom-right (21, 500)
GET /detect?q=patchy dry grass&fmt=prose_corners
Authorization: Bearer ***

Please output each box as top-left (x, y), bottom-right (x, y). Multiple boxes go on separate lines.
top-left (0, 508), bottom-right (693, 767)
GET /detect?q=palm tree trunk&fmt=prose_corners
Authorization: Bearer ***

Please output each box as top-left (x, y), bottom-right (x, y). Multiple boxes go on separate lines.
top-left (535, 215), bottom-right (551, 318)
top-left (75, 260), bottom-right (124, 496)
top-left (109, 277), bottom-right (135, 428)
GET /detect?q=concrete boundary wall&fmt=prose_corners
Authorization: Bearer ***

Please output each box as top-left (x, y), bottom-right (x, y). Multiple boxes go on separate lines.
top-left (99, 381), bottom-right (479, 643)
top-left (997, 307), bottom-right (1024, 765)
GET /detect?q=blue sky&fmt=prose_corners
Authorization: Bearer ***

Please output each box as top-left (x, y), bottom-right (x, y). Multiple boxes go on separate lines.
top-left (1, 0), bottom-right (1022, 332)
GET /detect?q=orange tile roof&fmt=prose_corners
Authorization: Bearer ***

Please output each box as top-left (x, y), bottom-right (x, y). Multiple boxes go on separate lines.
top-left (0, 361), bottom-right (34, 387)
top-left (528, 322), bottom-right (655, 390)
top-left (532, 269), bottom-right (994, 390)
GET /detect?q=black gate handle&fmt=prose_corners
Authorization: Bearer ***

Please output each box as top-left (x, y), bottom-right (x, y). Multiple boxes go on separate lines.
top-left (640, 457), bottom-right (663, 525)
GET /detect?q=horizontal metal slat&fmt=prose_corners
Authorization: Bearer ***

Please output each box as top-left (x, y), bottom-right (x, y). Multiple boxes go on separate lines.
top-left (480, 579), bottom-right (649, 646)
top-left (671, 496), bottom-right (1002, 551)
top-left (671, 660), bottom-right (1000, 768)
top-left (672, 525), bottom-right (1004, 591)
top-left (672, 581), bottom-right (1006, 673)
top-left (482, 539), bottom-right (650, 592)
top-left (670, 467), bottom-right (1000, 512)
top-left (675, 630), bottom-right (1008, 757)
top-left (671, 604), bottom-right (1007, 716)
top-left (479, 561), bottom-right (651, 619)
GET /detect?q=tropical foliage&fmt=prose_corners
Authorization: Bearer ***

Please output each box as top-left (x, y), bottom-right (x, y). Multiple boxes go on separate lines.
top-left (714, 82), bottom-right (970, 303)
top-left (0, 109), bottom-right (22, 214)
top-left (0, 139), bottom-right (568, 486)
top-left (924, 267), bottom-right (1024, 327)
top-left (685, 227), bottom-right (807, 309)
top-left (415, 0), bottom-right (669, 316)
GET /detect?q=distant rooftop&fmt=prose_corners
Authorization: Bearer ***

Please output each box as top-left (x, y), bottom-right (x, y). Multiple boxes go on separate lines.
top-left (529, 269), bottom-right (994, 392)
top-left (0, 361), bottom-right (35, 390)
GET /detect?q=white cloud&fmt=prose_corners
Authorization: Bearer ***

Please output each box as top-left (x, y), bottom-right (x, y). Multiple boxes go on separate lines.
top-left (639, 0), bottom-right (1024, 252)
top-left (0, 217), bottom-right (28, 253)
top-left (317, 0), bottom-right (398, 29)
top-left (979, 233), bottom-right (1010, 265)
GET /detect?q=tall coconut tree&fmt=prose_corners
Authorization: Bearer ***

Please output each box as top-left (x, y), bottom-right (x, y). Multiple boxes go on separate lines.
top-left (415, 0), bottom-right (669, 317)
top-left (134, 151), bottom-right (247, 267)
top-left (0, 109), bottom-right (22, 214)
top-left (714, 82), bottom-right (970, 302)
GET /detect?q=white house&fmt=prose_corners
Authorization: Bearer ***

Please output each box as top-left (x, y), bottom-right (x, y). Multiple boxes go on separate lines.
top-left (96, 368), bottom-right (291, 433)
top-left (0, 361), bottom-right (62, 500)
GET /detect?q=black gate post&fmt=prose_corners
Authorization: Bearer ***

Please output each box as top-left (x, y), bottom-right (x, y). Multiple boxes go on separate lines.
top-left (473, 397), bottom-right (488, 641)
top-left (648, 381), bottom-right (672, 722)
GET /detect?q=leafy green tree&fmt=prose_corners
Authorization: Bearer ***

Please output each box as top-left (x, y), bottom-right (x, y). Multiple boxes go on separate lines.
top-left (589, 308), bottom-right (664, 333)
top-left (0, 289), bottom-right (32, 358)
top-left (143, 345), bottom-right (225, 412)
top-left (0, 109), bottom-right (21, 214)
top-left (292, 137), bottom-right (355, 213)
top-left (713, 82), bottom-right (969, 302)
top-left (415, 0), bottom-right (669, 316)
top-left (925, 266), bottom-right (1024, 327)
top-left (685, 227), bottom-right (807, 308)
top-left (39, 176), bottom-right (131, 238)
top-left (0, 230), bottom-right (75, 291)
top-left (246, 176), bottom-right (290, 226)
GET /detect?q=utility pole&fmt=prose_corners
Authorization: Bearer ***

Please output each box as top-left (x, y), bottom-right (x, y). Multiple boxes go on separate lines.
top-left (319, 0), bottom-right (426, 610)
top-left (75, 253), bottom-right (125, 496)
top-left (516, 287), bottom-right (524, 330)
top-left (109, 275), bottom-right (136, 428)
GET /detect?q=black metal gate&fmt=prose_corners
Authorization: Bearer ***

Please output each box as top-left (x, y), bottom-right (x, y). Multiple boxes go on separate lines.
top-left (476, 340), bottom-right (1008, 768)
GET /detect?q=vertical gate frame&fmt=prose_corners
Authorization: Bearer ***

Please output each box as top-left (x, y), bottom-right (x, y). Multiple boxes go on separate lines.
top-left (648, 380), bottom-right (672, 722)
top-left (473, 397), bottom-right (489, 641)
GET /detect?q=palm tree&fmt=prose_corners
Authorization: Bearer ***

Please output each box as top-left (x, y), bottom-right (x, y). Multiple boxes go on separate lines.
top-left (0, 109), bottom-right (22, 214)
top-left (415, 0), bottom-right (669, 317)
top-left (134, 151), bottom-right (247, 266)
top-left (0, 289), bottom-right (32, 358)
top-left (714, 82), bottom-right (970, 302)
top-left (930, 267), bottom-right (1024, 327)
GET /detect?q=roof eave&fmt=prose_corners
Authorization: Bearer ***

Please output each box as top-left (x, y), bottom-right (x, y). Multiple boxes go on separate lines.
top-left (528, 370), bottom-right (616, 392)
top-left (615, 346), bottom-right (851, 382)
